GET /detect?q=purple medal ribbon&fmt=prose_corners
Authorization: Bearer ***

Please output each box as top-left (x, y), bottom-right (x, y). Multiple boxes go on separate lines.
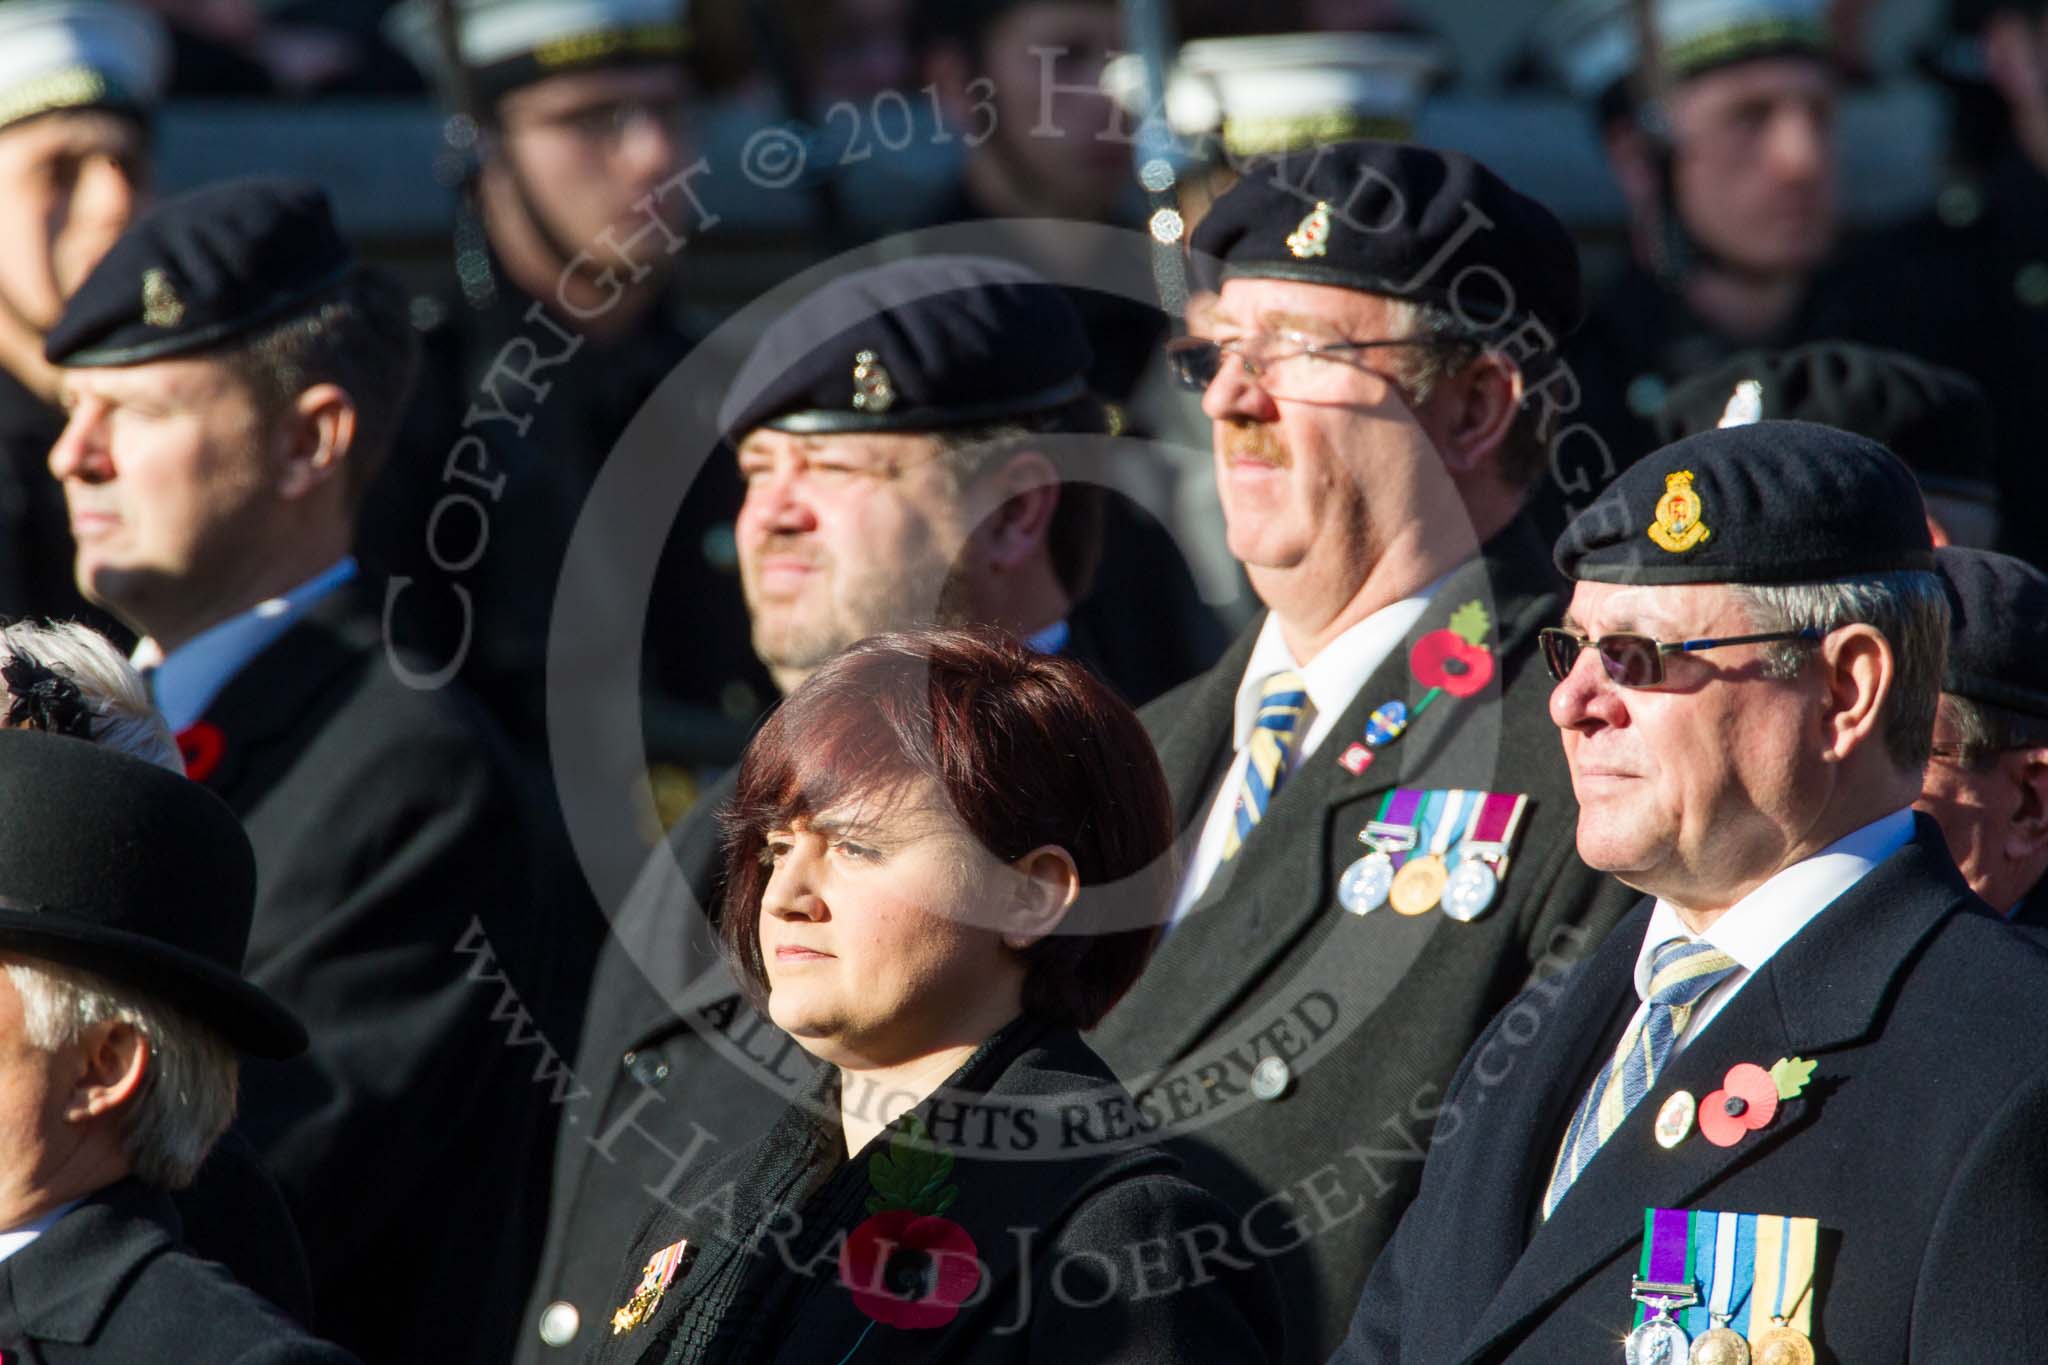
top-left (1632, 1207), bottom-right (1696, 1327)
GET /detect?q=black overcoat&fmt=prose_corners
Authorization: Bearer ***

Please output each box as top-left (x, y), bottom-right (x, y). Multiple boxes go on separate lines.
top-left (1086, 521), bottom-right (1639, 1361)
top-left (0, 1180), bottom-right (355, 1364)
top-left (1341, 820), bottom-right (2048, 1363)
top-left (190, 582), bottom-right (558, 1364)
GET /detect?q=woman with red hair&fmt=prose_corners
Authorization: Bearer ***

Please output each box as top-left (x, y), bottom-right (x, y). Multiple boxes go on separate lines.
top-left (587, 626), bottom-right (1282, 1364)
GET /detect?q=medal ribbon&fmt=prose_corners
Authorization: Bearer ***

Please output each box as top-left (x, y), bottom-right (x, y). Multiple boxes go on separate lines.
top-left (1425, 790), bottom-right (1473, 861)
top-left (1632, 1207), bottom-right (1695, 1327)
top-left (1468, 791), bottom-right (1528, 850)
top-left (1373, 788), bottom-right (1425, 864)
top-left (1746, 1214), bottom-right (1818, 1338)
top-left (1682, 1209), bottom-right (1757, 1337)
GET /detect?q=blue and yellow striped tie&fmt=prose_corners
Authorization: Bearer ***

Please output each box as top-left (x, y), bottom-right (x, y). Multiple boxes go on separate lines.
top-left (1542, 937), bottom-right (1741, 1219)
top-left (1221, 670), bottom-right (1308, 861)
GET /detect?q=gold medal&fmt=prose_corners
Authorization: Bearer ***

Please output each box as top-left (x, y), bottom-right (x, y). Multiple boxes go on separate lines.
top-left (1389, 853), bottom-right (1447, 915)
top-left (609, 1237), bottom-right (694, 1335)
top-left (1749, 1323), bottom-right (1813, 1365)
top-left (1690, 1325), bottom-right (1751, 1365)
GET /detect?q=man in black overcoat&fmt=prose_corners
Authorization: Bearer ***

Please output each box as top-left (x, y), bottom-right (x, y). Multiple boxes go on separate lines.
top-left (42, 178), bottom-right (557, 1365)
top-left (0, 728), bottom-right (354, 1363)
top-left (1080, 141), bottom-right (1640, 1362)
top-left (1341, 422), bottom-right (2048, 1362)
top-left (517, 255), bottom-right (1170, 1362)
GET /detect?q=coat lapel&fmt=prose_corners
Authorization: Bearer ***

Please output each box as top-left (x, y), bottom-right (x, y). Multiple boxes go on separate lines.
top-left (1454, 822), bottom-right (1971, 1363)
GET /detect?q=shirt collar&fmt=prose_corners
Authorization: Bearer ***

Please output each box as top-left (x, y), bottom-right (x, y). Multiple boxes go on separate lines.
top-left (1022, 619), bottom-right (1071, 656)
top-left (0, 1199), bottom-right (78, 1266)
top-left (1634, 807), bottom-right (1918, 1000)
top-left (136, 558), bottom-right (358, 732)
top-left (1231, 576), bottom-right (1450, 752)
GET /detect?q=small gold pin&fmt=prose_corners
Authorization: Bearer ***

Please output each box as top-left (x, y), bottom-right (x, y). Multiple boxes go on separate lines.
top-left (1647, 469), bottom-right (1711, 554)
top-left (141, 269), bottom-right (184, 329)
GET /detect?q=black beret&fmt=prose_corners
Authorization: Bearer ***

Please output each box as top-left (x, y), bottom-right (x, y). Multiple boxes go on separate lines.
top-left (1655, 342), bottom-right (1997, 497)
top-left (1937, 546), bottom-right (2048, 719)
top-left (720, 256), bottom-right (1103, 439)
top-left (1188, 139), bottom-right (1584, 341)
top-left (46, 176), bottom-right (355, 368)
top-left (0, 729), bottom-right (304, 1058)
top-left (1554, 420), bottom-right (1935, 585)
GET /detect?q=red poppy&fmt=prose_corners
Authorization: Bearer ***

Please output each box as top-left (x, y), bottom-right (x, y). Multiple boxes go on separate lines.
top-left (1699, 1062), bottom-right (1780, 1147)
top-left (176, 722), bottom-right (226, 783)
top-left (1409, 629), bottom-right (1494, 699)
top-left (839, 1210), bottom-right (982, 1329)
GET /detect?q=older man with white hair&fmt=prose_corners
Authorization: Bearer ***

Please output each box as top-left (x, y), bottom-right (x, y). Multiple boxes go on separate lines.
top-left (0, 727), bottom-right (353, 1361)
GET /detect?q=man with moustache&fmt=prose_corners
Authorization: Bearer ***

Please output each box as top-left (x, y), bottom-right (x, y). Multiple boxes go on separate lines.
top-left (0, 0), bottom-right (166, 627)
top-left (1915, 546), bottom-right (2048, 923)
top-left (1081, 140), bottom-right (1639, 1363)
top-left (1340, 422), bottom-right (2048, 1363)
top-left (516, 256), bottom-right (1134, 1363)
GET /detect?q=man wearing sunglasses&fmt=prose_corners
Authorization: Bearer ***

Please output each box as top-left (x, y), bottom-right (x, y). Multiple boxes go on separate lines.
top-left (1915, 546), bottom-right (2048, 923)
top-left (1086, 140), bottom-right (1638, 1362)
top-left (1343, 420), bottom-right (2048, 1362)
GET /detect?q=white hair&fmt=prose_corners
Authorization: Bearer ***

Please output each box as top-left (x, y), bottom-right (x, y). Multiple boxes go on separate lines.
top-left (0, 620), bottom-right (178, 769)
top-left (4, 958), bottom-right (237, 1190)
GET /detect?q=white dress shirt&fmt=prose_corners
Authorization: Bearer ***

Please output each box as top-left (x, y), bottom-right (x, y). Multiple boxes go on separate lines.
top-left (134, 559), bottom-right (358, 732)
top-left (0, 1200), bottom-right (77, 1265)
top-left (1625, 807), bottom-right (1917, 1053)
top-left (1170, 576), bottom-right (1449, 923)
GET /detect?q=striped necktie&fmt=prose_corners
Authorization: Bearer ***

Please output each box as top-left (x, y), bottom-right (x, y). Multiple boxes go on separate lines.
top-left (1542, 937), bottom-right (1741, 1219)
top-left (1221, 670), bottom-right (1308, 861)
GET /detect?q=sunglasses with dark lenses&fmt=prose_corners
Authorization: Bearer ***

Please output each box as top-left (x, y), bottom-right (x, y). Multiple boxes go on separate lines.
top-left (1538, 626), bottom-right (1823, 688)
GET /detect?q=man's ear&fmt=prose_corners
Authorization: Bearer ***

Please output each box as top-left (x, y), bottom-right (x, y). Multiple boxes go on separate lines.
top-left (975, 450), bottom-right (1061, 571)
top-left (274, 382), bottom-right (356, 501)
top-left (1000, 844), bottom-right (1080, 951)
top-left (63, 1019), bottom-right (148, 1125)
top-left (1432, 353), bottom-right (1525, 478)
top-left (1817, 623), bottom-right (1892, 762)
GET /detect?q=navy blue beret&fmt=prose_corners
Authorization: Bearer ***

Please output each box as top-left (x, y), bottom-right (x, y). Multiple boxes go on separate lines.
top-left (1554, 420), bottom-right (1935, 585)
top-left (720, 256), bottom-right (1103, 439)
top-left (46, 176), bottom-right (355, 368)
top-left (1188, 139), bottom-right (1584, 342)
top-left (1937, 547), bottom-right (2048, 719)
top-left (1655, 341), bottom-right (1997, 497)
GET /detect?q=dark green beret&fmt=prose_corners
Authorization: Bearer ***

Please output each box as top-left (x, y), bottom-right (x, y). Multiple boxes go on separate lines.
top-left (720, 256), bottom-right (1103, 439)
top-left (1189, 139), bottom-right (1584, 343)
top-left (45, 176), bottom-right (355, 368)
top-left (1937, 546), bottom-right (2048, 719)
top-left (1654, 342), bottom-right (1997, 499)
top-left (1554, 420), bottom-right (1935, 585)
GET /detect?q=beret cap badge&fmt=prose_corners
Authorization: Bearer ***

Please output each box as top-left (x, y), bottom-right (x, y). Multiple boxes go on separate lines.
top-left (850, 349), bottom-right (896, 413)
top-left (1647, 470), bottom-right (1711, 554)
top-left (1285, 201), bottom-right (1333, 259)
top-left (140, 268), bottom-right (184, 329)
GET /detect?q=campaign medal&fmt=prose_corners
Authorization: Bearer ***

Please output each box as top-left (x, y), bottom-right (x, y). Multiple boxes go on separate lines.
top-left (1337, 789), bottom-right (1422, 915)
top-left (610, 1238), bottom-right (693, 1335)
top-left (1688, 1210), bottom-right (1755, 1365)
top-left (1627, 1208), bottom-right (1697, 1365)
top-left (1745, 1215), bottom-right (1818, 1365)
top-left (1440, 791), bottom-right (1531, 922)
top-left (1391, 789), bottom-right (1470, 916)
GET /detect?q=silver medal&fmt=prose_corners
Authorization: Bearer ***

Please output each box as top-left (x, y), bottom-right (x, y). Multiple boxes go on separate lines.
top-left (1625, 1315), bottom-right (1691, 1365)
top-left (1440, 857), bottom-right (1499, 922)
top-left (1338, 853), bottom-right (1394, 915)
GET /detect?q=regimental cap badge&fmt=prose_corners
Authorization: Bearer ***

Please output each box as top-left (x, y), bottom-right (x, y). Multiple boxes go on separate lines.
top-left (851, 348), bottom-right (896, 413)
top-left (610, 1237), bottom-right (693, 1335)
top-left (1286, 200), bottom-right (1333, 259)
top-left (140, 268), bottom-right (184, 329)
top-left (1647, 469), bottom-right (1712, 554)
top-left (1717, 378), bottom-right (1764, 429)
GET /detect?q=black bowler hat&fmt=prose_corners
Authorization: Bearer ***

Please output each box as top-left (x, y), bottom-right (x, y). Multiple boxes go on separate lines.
top-left (1937, 547), bottom-right (2048, 720)
top-left (1655, 342), bottom-right (1998, 501)
top-left (1554, 420), bottom-right (1935, 584)
top-left (1188, 139), bottom-right (1584, 342)
top-left (720, 256), bottom-right (1106, 439)
top-left (45, 176), bottom-right (355, 369)
top-left (0, 729), bottom-right (304, 1058)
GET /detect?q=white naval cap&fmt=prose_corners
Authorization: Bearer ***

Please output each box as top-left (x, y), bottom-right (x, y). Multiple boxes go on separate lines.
top-left (385, 0), bottom-right (690, 104)
top-left (1102, 32), bottom-right (1448, 163)
top-left (1521, 0), bottom-right (1829, 104)
top-left (0, 0), bottom-right (168, 135)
